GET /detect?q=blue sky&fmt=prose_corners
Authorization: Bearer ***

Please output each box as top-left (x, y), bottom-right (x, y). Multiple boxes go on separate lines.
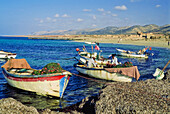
top-left (0, 0), bottom-right (169, 35)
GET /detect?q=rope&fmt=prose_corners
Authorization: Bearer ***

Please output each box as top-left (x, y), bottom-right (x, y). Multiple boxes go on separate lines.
top-left (71, 72), bottom-right (169, 101)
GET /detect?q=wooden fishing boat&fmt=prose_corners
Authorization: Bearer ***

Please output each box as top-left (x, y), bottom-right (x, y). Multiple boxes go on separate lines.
top-left (74, 63), bottom-right (140, 82)
top-left (0, 50), bottom-right (17, 59)
top-left (116, 48), bottom-right (148, 58)
top-left (77, 51), bottom-right (111, 65)
top-left (1, 59), bottom-right (72, 98)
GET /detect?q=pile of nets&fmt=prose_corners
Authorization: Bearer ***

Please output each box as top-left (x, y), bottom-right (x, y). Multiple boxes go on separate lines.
top-left (107, 61), bottom-right (133, 68)
top-left (32, 63), bottom-right (66, 75)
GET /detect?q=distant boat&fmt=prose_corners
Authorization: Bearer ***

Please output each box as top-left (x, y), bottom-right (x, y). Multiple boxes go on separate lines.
top-left (85, 42), bottom-right (96, 44)
top-left (0, 50), bottom-right (17, 59)
top-left (1, 58), bottom-right (72, 98)
top-left (74, 63), bottom-right (140, 82)
top-left (116, 48), bottom-right (148, 58)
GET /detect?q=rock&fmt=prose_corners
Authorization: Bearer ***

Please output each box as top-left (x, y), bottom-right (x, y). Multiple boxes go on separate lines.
top-left (0, 98), bottom-right (81, 114)
top-left (164, 69), bottom-right (170, 81)
top-left (0, 98), bottom-right (39, 114)
top-left (57, 96), bottom-right (96, 114)
top-left (95, 77), bottom-right (169, 113)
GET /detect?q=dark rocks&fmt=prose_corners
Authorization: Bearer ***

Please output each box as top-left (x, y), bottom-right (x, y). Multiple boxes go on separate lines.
top-left (95, 70), bottom-right (170, 114)
top-left (56, 96), bottom-right (97, 114)
top-left (0, 98), bottom-right (39, 114)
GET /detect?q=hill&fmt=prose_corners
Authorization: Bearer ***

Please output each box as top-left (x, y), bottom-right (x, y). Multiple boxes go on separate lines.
top-left (32, 24), bottom-right (170, 35)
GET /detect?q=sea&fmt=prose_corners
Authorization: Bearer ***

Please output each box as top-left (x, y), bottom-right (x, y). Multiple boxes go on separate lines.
top-left (0, 36), bottom-right (170, 110)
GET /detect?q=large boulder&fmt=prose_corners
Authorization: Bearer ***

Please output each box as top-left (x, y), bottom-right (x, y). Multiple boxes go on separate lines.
top-left (0, 98), bottom-right (39, 114)
top-left (95, 70), bottom-right (170, 113)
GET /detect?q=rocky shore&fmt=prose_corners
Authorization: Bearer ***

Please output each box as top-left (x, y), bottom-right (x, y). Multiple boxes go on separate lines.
top-left (0, 70), bottom-right (169, 114)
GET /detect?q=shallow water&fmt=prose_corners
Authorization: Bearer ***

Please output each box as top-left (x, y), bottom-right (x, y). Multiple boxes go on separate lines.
top-left (0, 36), bottom-right (169, 109)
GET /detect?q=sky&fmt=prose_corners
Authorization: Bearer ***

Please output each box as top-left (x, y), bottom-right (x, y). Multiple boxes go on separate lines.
top-left (0, 0), bottom-right (169, 35)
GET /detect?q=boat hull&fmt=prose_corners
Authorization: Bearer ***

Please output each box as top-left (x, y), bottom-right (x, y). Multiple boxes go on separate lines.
top-left (119, 52), bottom-right (147, 58)
top-left (75, 65), bottom-right (132, 82)
top-left (6, 54), bottom-right (17, 59)
top-left (2, 68), bottom-right (70, 98)
top-left (116, 49), bottom-right (148, 58)
top-left (0, 51), bottom-right (17, 59)
top-left (0, 54), bottom-right (7, 59)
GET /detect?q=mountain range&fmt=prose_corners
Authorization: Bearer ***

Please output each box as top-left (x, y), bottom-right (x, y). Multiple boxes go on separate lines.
top-left (32, 24), bottom-right (170, 35)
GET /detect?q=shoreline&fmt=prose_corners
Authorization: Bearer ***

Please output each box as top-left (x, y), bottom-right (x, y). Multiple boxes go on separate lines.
top-left (74, 38), bottom-right (170, 49)
top-left (2, 35), bottom-right (170, 48)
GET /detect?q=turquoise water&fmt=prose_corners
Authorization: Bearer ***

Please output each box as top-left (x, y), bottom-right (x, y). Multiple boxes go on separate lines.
top-left (0, 36), bottom-right (170, 109)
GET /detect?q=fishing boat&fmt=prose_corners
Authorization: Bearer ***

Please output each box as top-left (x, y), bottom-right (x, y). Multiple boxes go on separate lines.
top-left (1, 59), bottom-right (72, 98)
top-left (84, 42), bottom-right (96, 44)
top-left (74, 63), bottom-right (140, 82)
top-left (0, 50), bottom-right (17, 59)
top-left (76, 45), bottom-right (114, 66)
top-left (76, 51), bottom-right (111, 65)
top-left (116, 48), bottom-right (148, 58)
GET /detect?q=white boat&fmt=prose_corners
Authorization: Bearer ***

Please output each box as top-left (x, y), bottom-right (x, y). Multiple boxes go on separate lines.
top-left (0, 50), bottom-right (17, 59)
top-left (1, 58), bottom-right (72, 98)
top-left (85, 42), bottom-right (96, 44)
top-left (116, 48), bottom-right (148, 58)
top-left (77, 51), bottom-right (111, 65)
top-left (74, 64), bottom-right (140, 82)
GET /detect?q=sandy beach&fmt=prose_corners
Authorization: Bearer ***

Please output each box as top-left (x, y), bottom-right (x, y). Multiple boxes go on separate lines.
top-left (14, 35), bottom-right (170, 49)
top-left (72, 36), bottom-right (170, 48)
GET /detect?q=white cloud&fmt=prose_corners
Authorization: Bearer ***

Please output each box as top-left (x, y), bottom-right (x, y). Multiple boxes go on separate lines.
top-left (92, 15), bottom-right (96, 20)
top-left (62, 14), bottom-right (69, 17)
top-left (156, 5), bottom-right (161, 8)
top-left (83, 9), bottom-right (91, 12)
top-left (46, 17), bottom-right (51, 21)
top-left (92, 24), bottom-right (97, 27)
top-left (98, 8), bottom-right (104, 12)
top-left (112, 14), bottom-right (117, 17)
top-left (39, 19), bottom-right (44, 23)
top-left (54, 14), bottom-right (59, 18)
top-left (77, 18), bottom-right (83, 22)
top-left (52, 19), bottom-right (56, 22)
top-left (114, 5), bottom-right (127, 11)
top-left (107, 11), bottom-right (111, 14)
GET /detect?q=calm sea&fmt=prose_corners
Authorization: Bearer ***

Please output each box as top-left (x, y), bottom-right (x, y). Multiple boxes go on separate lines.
top-left (0, 36), bottom-right (170, 109)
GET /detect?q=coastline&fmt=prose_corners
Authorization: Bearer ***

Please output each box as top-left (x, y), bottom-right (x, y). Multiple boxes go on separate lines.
top-left (73, 37), bottom-right (170, 49)
top-left (9, 35), bottom-right (170, 49)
